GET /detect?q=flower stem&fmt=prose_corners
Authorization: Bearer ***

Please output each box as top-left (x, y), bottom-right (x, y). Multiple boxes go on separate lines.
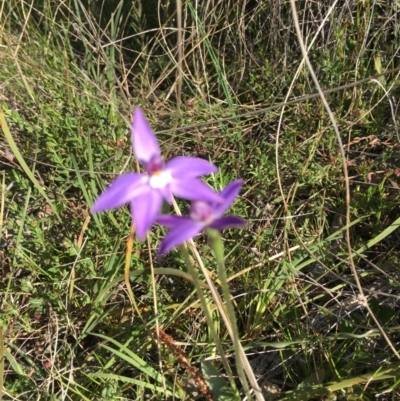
top-left (179, 245), bottom-right (239, 397)
top-left (207, 229), bottom-right (261, 401)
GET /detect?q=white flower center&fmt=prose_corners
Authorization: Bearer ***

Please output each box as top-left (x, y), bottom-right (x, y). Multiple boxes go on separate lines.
top-left (149, 170), bottom-right (172, 189)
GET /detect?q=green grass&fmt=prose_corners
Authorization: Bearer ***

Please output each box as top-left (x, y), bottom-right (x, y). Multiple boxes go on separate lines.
top-left (1, 0), bottom-right (400, 400)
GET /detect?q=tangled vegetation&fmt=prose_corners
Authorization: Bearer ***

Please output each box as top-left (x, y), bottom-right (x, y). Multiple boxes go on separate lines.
top-left (1, 0), bottom-right (400, 400)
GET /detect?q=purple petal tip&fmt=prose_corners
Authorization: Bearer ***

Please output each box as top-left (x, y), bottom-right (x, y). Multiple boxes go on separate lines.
top-left (132, 107), bottom-right (161, 163)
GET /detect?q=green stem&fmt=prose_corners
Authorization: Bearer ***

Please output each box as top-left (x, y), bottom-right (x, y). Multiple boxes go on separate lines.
top-left (207, 229), bottom-right (253, 400)
top-left (179, 245), bottom-right (239, 398)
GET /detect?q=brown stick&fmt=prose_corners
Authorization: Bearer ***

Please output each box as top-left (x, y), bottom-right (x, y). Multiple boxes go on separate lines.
top-left (153, 328), bottom-right (214, 401)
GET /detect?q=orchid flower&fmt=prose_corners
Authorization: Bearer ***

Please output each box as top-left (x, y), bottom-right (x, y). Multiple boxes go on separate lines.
top-left (91, 107), bottom-right (222, 240)
top-left (156, 180), bottom-right (246, 255)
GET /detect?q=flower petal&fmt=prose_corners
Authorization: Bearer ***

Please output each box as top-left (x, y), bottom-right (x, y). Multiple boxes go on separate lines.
top-left (131, 190), bottom-right (163, 240)
top-left (165, 157), bottom-right (218, 178)
top-left (171, 178), bottom-right (223, 203)
top-left (158, 220), bottom-right (204, 256)
top-left (91, 173), bottom-right (146, 213)
top-left (213, 179), bottom-right (243, 215)
top-left (132, 107), bottom-right (160, 163)
top-left (209, 216), bottom-right (246, 230)
top-left (156, 215), bottom-right (191, 227)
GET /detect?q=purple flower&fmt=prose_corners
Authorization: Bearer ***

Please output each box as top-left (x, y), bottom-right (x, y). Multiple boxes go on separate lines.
top-left (91, 107), bottom-right (222, 240)
top-left (156, 180), bottom-right (246, 255)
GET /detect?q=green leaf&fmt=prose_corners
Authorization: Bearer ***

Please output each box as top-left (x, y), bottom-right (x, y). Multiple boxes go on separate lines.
top-left (201, 360), bottom-right (240, 400)
top-left (4, 348), bottom-right (27, 377)
top-left (89, 332), bottom-right (165, 383)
